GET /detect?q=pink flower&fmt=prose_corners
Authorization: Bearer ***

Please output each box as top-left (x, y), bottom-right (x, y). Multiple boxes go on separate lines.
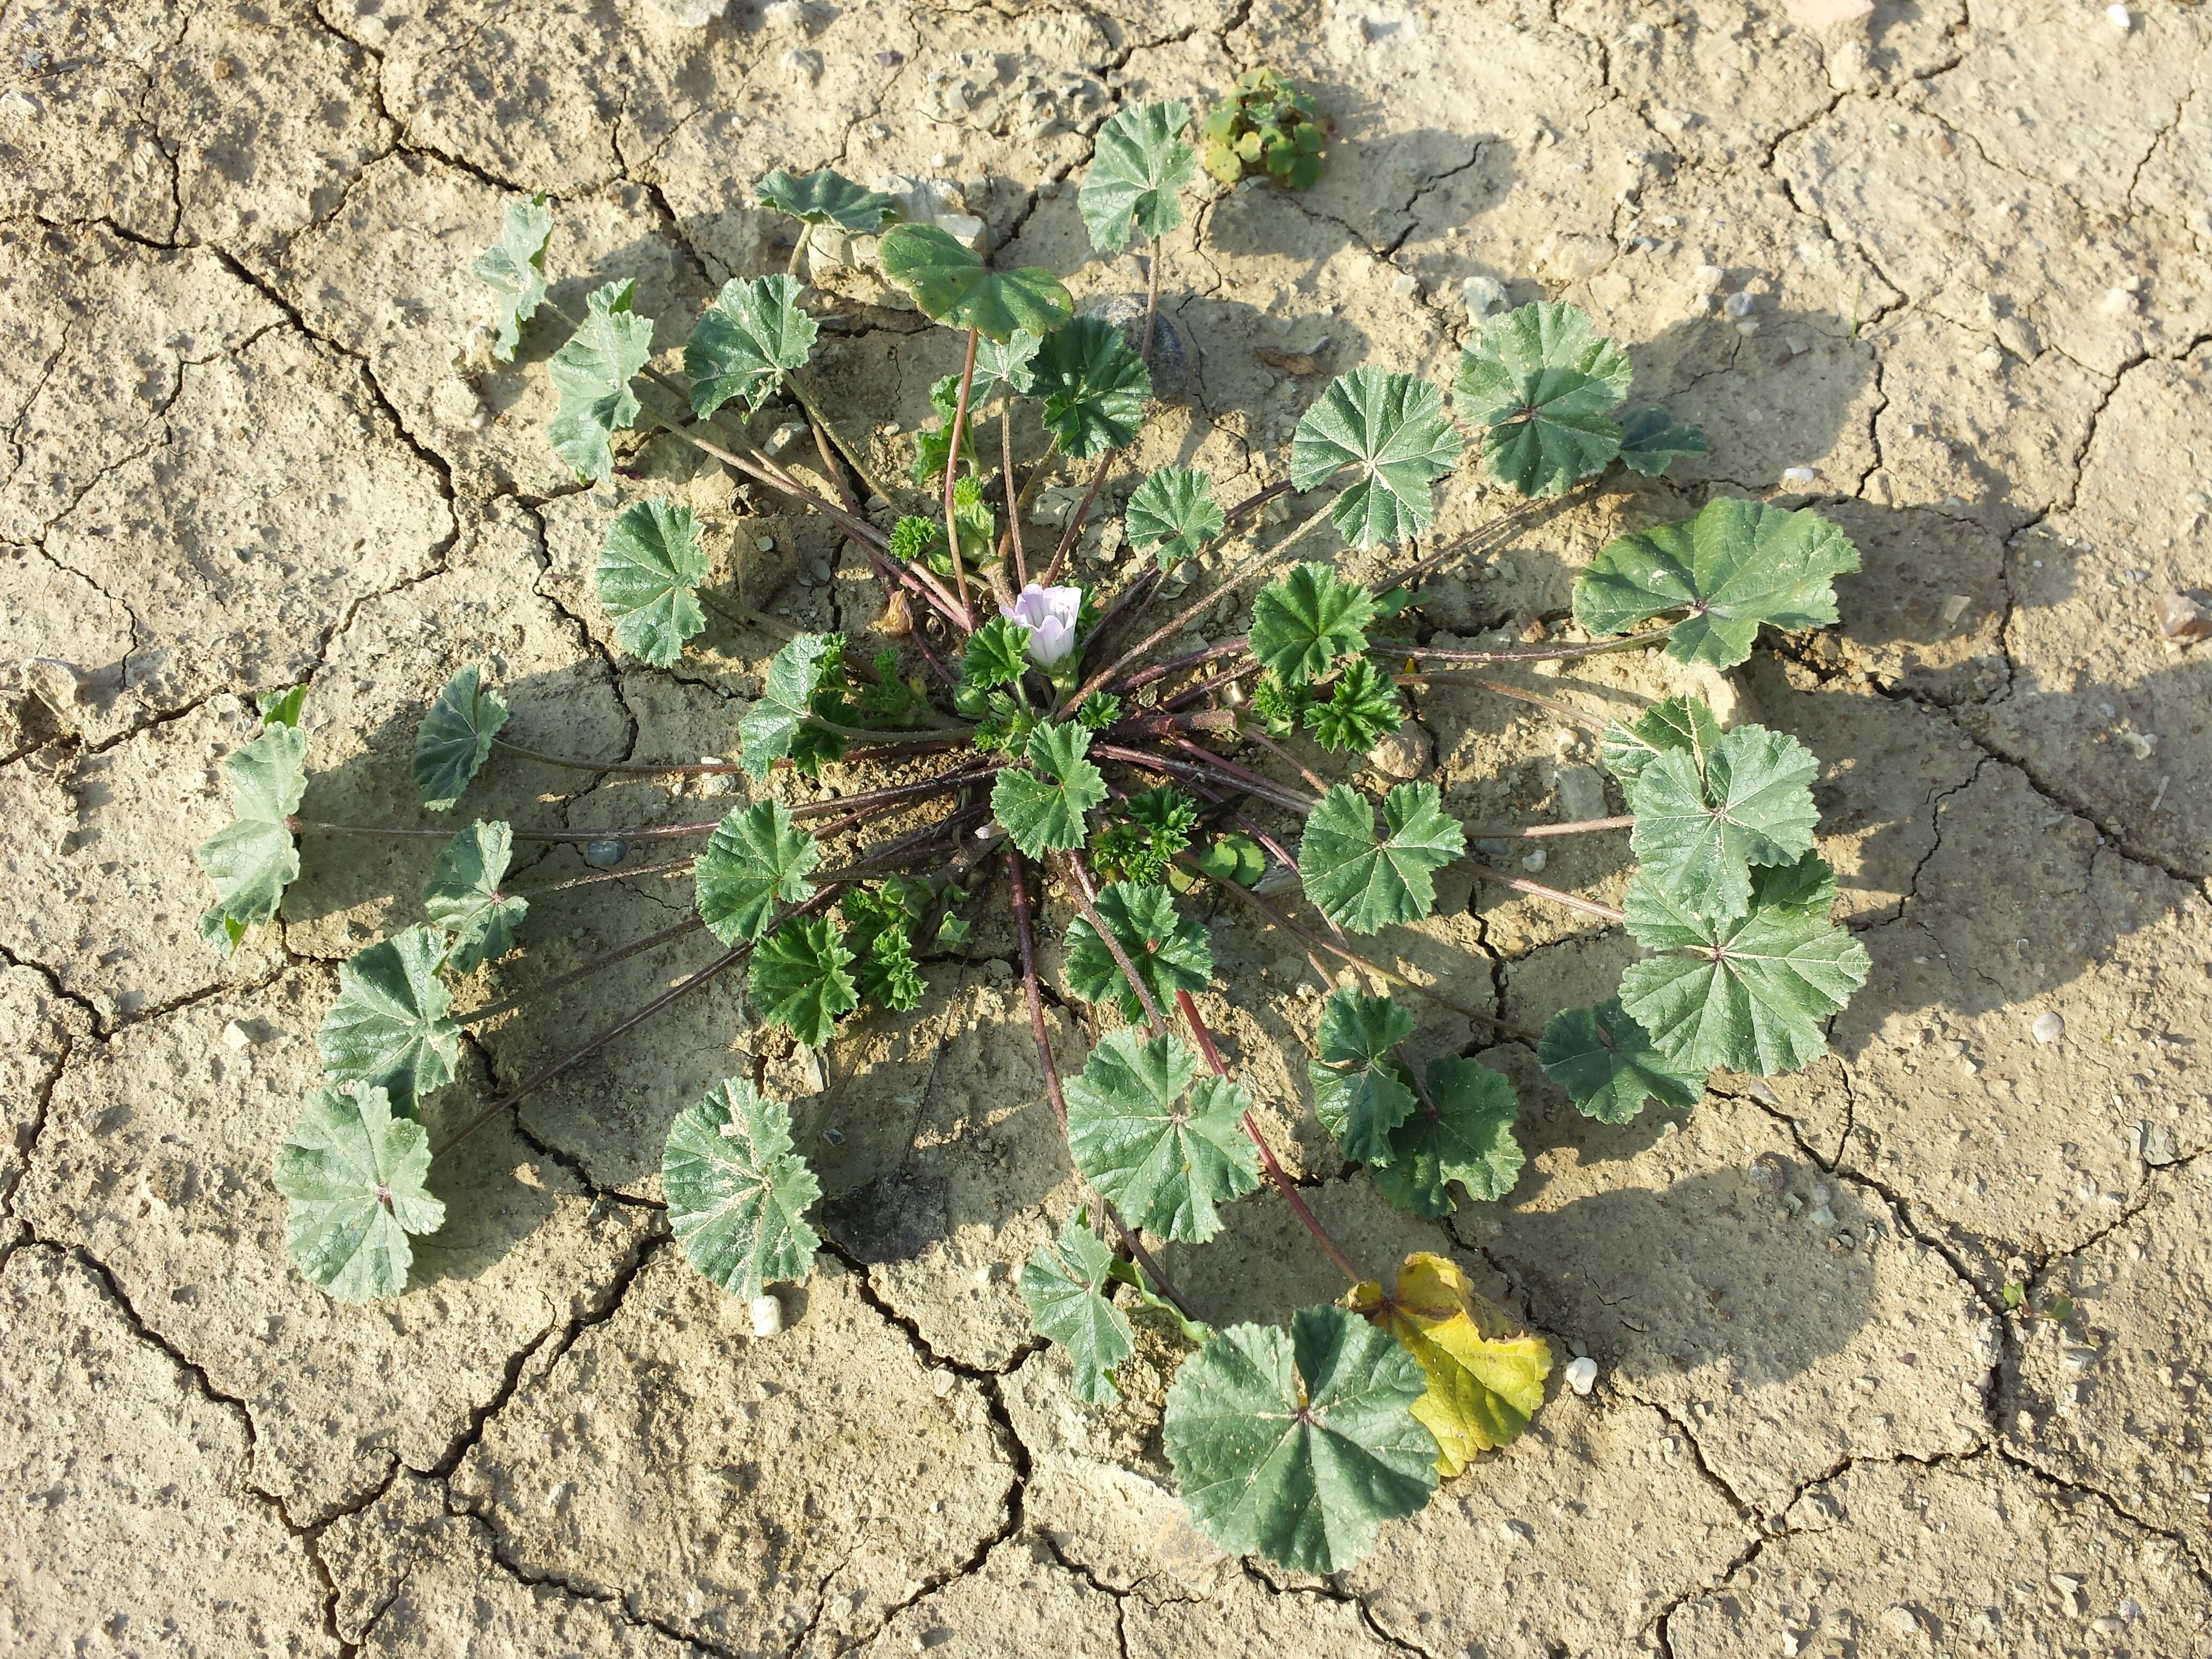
top-left (1001, 582), bottom-right (1083, 668)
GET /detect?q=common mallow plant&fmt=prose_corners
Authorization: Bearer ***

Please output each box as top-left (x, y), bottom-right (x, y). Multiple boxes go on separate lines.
top-left (200, 100), bottom-right (1869, 1571)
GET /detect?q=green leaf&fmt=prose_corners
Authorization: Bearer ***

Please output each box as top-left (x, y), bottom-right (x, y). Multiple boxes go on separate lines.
top-left (1031, 317), bottom-right (1152, 459)
top-left (596, 497), bottom-right (709, 668)
top-left (738, 633), bottom-right (838, 780)
top-left (1625, 723), bottom-right (1820, 922)
top-left (1599, 694), bottom-right (1724, 784)
top-left (1537, 997), bottom-right (1706, 1125)
top-left (273, 1082), bottom-right (445, 1303)
top-left (913, 372), bottom-right (985, 487)
top-left (1574, 497), bottom-right (1863, 669)
top-left (1297, 782), bottom-right (1464, 935)
top-left (1077, 690), bottom-right (1123, 730)
top-left (991, 721), bottom-right (1108, 857)
top-left (754, 167), bottom-right (901, 231)
top-left (749, 915), bottom-right (857, 1048)
top-left (1065, 880), bottom-right (1213, 1022)
top-left (1191, 832), bottom-right (1265, 889)
top-left (663, 1078), bottom-right (822, 1298)
top-left (1163, 1304), bottom-right (1438, 1572)
top-left (471, 193), bottom-right (554, 362)
top-left (1249, 562), bottom-right (1377, 685)
top-left (972, 329), bottom-right (1041, 403)
top-left (547, 280), bottom-right (653, 483)
top-left (1124, 467), bottom-right (1224, 570)
top-left (1303, 657), bottom-right (1404, 753)
top-left (696, 801), bottom-right (820, 945)
top-left (1289, 368), bottom-right (1464, 549)
top-left (195, 721), bottom-right (308, 952)
top-left (856, 923), bottom-right (925, 1013)
top-left (685, 275), bottom-right (818, 419)
top-left (1309, 989), bottom-right (1417, 1163)
top-left (1369, 1057), bottom-right (1522, 1219)
top-left (422, 821), bottom-right (528, 974)
top-left (961, 615), bottom-right (1032, 692)
top-left (317, 926), bottom-right (461, 1112)
top-left (414, 665), bottom-right (510, 812)
top-left (1619, 855), bottom-right (1871, 1074)
top-left (877, 224), bottom-right (1074, 342)
top-left (1618, 406), bottom-right (1708, 476)
top-left (1020, 1212), bottom-right (1135, 1404)
top-left (1064, 1029), bottom-right (1260, 1244)
top-left (1108, 1254), bottom-right (1214, 1344)
top-left (1453, 301), bottom-right (1632, 497)
top-left (256, 685), bottom-right (308, 728)
top-left (1080, 99), bottom-right (1199, 253)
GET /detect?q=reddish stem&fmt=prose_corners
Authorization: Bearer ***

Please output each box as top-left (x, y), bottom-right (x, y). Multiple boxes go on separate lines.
top-left (943, 328), bottom-right (981, 624)
top-left (1467, 862), bottom-right (1626, 922)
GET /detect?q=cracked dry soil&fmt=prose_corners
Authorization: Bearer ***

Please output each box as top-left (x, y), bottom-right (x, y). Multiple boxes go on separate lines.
top-left (4, 0), bottom-right (2212, 1654)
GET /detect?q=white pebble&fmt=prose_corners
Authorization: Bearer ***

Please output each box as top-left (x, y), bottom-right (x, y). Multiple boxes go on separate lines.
top-left (1723, 290), bottom-right (1757, 319)
top-left (1521, 847), bottom-right (1549, 873)
top-left (2107, 3), bottom-right (2131, 27)
top-left (749, 1294), bottom-right (784, 1337)
top-left (2032, 1010), bottom-right (2065, 1045)
top-left (1781, 465), bottom-right (1815, 484)
top-left (1461, 274), bottom-right (1507, 316)
top-left (1564, 1356), bottom-right (1598, 1394)
top-left (221, 1021), bottom-right (252, 1051)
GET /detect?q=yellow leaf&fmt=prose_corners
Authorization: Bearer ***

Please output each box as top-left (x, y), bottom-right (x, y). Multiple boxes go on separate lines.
top-left (1348, 1251), bottom-right (1551, 1476)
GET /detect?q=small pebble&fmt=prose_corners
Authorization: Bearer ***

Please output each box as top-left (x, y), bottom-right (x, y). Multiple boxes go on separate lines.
top-left (1563, 1356), bottom-right (1597, 1395)
top-left (583, 839), bottom-right (629, 869)
top-left (1521, 847), bottom-right (1549, 873)
top-left (1723, 289), bottom-right (1757, 319)
top-left (221, 1021), bottom-right (252, 1051)
top-left (1780, 465), bottom-right (1815, 484)
top-left (749, 1294), bottom-right (784, 1337)
top-left (2032, 1010), bottom-right (2065, 1045)
top-left (2107, 3), bottom-right (2131, 27)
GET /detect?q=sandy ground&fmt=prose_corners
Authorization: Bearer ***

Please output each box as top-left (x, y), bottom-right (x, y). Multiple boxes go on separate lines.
top-left (3, 0), bottom-right (2211, 1653)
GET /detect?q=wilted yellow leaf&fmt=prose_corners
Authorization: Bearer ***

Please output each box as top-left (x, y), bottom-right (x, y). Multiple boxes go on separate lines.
top-left (1348, 1251), bottom-right (1551, 1476)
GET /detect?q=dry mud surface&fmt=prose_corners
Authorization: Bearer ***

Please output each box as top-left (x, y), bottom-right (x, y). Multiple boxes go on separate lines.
top-left (4, 0), bottom-right (2212, 1653)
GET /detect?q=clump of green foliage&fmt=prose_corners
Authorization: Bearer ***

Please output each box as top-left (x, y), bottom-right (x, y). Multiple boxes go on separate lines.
top-left (1199, 66), bottom-right (1329, 188)
top-left (197, 93), bottom-right (1868, 1575)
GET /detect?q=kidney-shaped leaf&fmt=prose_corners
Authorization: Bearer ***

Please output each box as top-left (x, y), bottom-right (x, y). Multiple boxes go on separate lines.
top-left (547, 280), bottom-right (653, 483)
top-left (1599, 693), bottom-right (1723, 784)
top-left (1124, 467), bottom-right (1223, 570)
top-left (748, 915), bottom-right (857, 1049)
top-left (1020, 1211), bottom-right (1135, 1404)
top-left (423, 820), bottom-right (528, 973)
top-left (1064, 880), bottom-right (1213, 1022)
top-left (1080, 99), bottom-right (1198, 253)
top-left (696, 799), bottom-right (820, 945)
top-left (1163, 1304), bottom-right (1439, 1572)
top-left (991, 721), bottom-right (1108, 858)
top-left (877, 224), bottom-right (1074, 342)
top-left (1297, 782), bottom-right (1464, 935)
top-left (317, 925), bottom-right (460, 1112)
top-left (685, 274), bottom-right (818, 419)
top-left (1537, 997), bottom-right (1705, 1125)
top-left (414, 665), bottom-right (509, 811)
top-left (754, 167), bottom-right (901, 231)
top-left (1617, 406), bottom-right (1708, 477)
top-left (1249, 562), bottom-right (1377, 686)
top-left (1349, 1252), bottom-right (1551, 1477)
top-left (471, 193), bottom-right (554, 362)
top-left (1620, 855), bottom-right (1870, 1074)
top-left (739, 633), bottom-right (838, 780)
top-left (1309, 988), bottom-right (1418, 1163)
top-left (274, 1082), bottom-right (445, 1303)
top-left (1290, 368), bottom-right (1463, 549)
top-left (196, 720), bottom-right (309, 955)
top-left (1031, 317), bottom-right (1152, 459)
top-left (1369, 1056), bottom-right (1522, 1218)
top-left (663, 1078), bottom-right (822, 1299)
top-left (1625, 722), bottom-right (1820, 922)
top-left (596, 498), bottom-right (709, 668)
top-left (1064, 1029), bottom-right (1259, 1244)
top-left (1454, 300), bottom-right (1631, 497)
top-left (1575, 497), bottom-right (1862, 668)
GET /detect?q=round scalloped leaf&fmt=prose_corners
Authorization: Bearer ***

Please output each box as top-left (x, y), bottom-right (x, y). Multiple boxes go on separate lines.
top-left (972, 329), bottom-right (1041, 403)
top-left (1020, 1212), bottom-right (1135, 1404)
top-left (1296, 782), bottom-right (1464, 935)
top-left (1599, 694), bottom-right (1724, 784)
top-left (1624, 722), bottom-right (1820, 923)
top-left (195, 720), bottom-right (309, 954)
top-left (1619, 855), bottom-right (1870, 1075)
top-left (1537, 998), bottom-right (1706, 1125)
top-left (596, 498), bottom-right (709, 668)
top-left (1031, 317), bottom-right (1152, 459)
top-left (414, 665), bottom-right (510, 812)
top-left (754, 167), bottom-right (901, 231)
top-left (1309, 988), bottom-right (1418, 1163)
top-left (1124, 467), bottom-right (1224, 570)
top-left (1163, 1304), bottom-right (1439, 1572)
top-left (1574, 497), bottom-right (1863, 668)
top-left (547, 280), bottom-right (652, 483)
top-left (1349, 1252), bottom-right (1551, 1477)
top-left (748, 915), bottom-right (857, 1049)
top-left (1064, 1029), bottom-right (1260, 1244)
top-left (316, 925), bottom-right (460, 1112)
top-left (991, 721), bottom-right (1108, 858)
top-left (273, 1082), bottom-right (445, 1303)
top-left (422, 821), bottom-right (527, 974)
top-left (685, 274), bottom-right (819, 419)
top-left (1289, 368), bottom-right (1463, 549)
top-left (1369, 1057), bottom-right (1522, 1219)
top-left (470, 193), bottom-right (554, 362)
top-left (1079, 99), bottom-right (1198, 253)
top-left (1249, 562), bottom-right (1377, 685)
top-left (696, 799), bottom-right (820, 945)
top-left (1453, 301), bottom-right (1631, 497)
top-left (663, 1077), bottom-right (822, 1299)
top-left (738, 633), bottom-right (838, 780)
top-left (877, 224), bottom-right (1074, 342)
top-left (1064, 880), bottom-right (1213, 1022)
top-left (1617, 406), bottom-right (1708, 477)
